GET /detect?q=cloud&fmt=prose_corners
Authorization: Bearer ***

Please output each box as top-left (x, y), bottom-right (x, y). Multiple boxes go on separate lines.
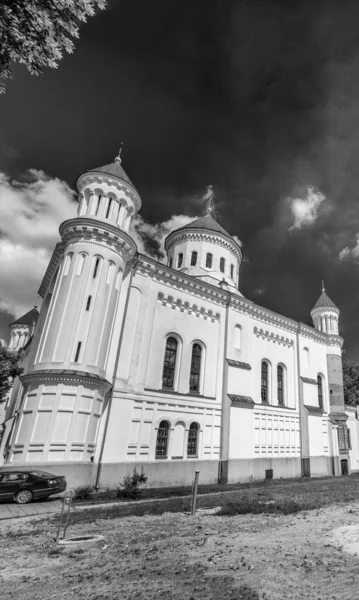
top-left (0, 170), bottom-right (76, 317)
top-left (339, 233), bottom-right (359, 261)
top-left (130, 214), bottom-right (197, 260)
top-left (288, 187), bottom-right (326, 231)
top-left (232, 234), bottom-right (243, 247)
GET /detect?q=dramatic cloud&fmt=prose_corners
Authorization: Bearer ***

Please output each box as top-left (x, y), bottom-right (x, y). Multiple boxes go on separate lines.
top-left (0, 170), bottom-right (76, 317)
top-left (339, 234), bottom-right (359, 261)
top-left (289, 188), bottom-right (326, 231)
top-left (130, 214), bottom-right (197, 259)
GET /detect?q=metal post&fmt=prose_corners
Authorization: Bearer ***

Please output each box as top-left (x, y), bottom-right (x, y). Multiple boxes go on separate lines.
top-left (191, 470), bottom-right (200, 515)
top-left (55, 491), bottom-right (73, 542)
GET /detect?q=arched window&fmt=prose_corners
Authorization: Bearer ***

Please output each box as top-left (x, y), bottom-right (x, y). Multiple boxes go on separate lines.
top-left (162, 337), bottom-right (178, 389)
top-left (234, 325), bottom-right (241, 349)
top-left (261, 361), bottom-right (269, 402)
top-left (106, 261), bottom-right (115, 285)
top-left (187, 423), bottom-right (199, 456)
top-left (94, 194), bottom-right (101, 215)
top-left (277, 365), bottom-right (284, 405)
top-left (191, 251), bottom-right (197, 266)
top-left (105, 198), bottom-right (113, 219)
top-left (155, 421), bottom-right (170, 457)
top-left (230, 264), bottom-right (234, 279)
top-left (177, 253), bottom-right (183, 268)
top-left (303, 347), bottom-right (309, 368)
top-left (92, 257), bottom-right (101, 279)
top-left (76, 253), bottom-right (86, 276)
top-left (206, 253), bottom-right (212, 268)
top-left (63, 253), bottom-right (73, 276)
top-left (220, 257), bottom-right (225, 273)
top-left (317, 375), bottom-right (324, 409)
top-left (189, 343), bottom-right (202, 393)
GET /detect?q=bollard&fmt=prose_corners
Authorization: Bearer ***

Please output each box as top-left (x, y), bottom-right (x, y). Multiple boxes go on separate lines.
top-left (191, 470), bottom-right (200, 515)
top-left (55, 490), bottom-right (73, 542)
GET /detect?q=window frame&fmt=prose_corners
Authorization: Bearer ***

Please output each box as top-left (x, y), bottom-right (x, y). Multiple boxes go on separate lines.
top-left (187, 422), bottom-right (199, 457)
top-left (190, 251), bottom-right (198, 266)
top-left (206, 253), bottom-right (213, 269)
top-left (162, 336), bottom-right (179, 390)
top-left (177, 253), bottom-right (183, 268)
top-left (189, 343), bottom-right (202, 394)
top-left (317, 374), bottom-right (324, 410)
top-left (277, 364), bottom-right (285, 406)
top-left (155, 420), bottom-right (170, 458)
top-left (261, 360), bottom-right (269, 403)
top-left (220, 257), bottom-right (225, 273)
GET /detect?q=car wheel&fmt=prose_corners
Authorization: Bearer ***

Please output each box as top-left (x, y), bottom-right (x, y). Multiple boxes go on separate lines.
top-left (15, 490), bottom-right (33, 504)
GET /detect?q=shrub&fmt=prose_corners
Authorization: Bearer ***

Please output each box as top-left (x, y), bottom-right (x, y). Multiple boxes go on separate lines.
top-left (117, 467), bottom-right (148, 500)
top-left (73, 484), bottom-right (95, 501)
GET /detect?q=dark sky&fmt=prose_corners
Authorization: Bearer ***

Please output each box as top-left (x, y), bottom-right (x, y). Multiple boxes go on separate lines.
top-left (2, 0), bottom-right (359, 359)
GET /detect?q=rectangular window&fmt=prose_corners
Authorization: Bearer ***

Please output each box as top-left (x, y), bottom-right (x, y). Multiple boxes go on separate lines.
top-left (220, 257), bottom-right (225, 273)
top-left (74, 342), bottom-right (82, 363)
top-left (191, 251), bottom-right (197, 266)
top-left (86, 296), bottom-right (92, 311)
top-left (206, 253), bottom-right (212, 268)
top-left (230, 264), bottom-right (234, 279)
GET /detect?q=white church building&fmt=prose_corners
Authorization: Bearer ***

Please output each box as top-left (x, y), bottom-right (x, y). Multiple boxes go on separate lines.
top-left (1, 154), bottom-right (357, 488)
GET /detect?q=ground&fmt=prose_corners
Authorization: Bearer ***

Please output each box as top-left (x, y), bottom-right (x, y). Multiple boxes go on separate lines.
top-left (1, 501), bottom-right (359, 600)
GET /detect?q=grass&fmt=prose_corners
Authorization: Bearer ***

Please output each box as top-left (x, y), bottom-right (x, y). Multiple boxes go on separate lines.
top-left (56, 473), bottom-right (359, 525)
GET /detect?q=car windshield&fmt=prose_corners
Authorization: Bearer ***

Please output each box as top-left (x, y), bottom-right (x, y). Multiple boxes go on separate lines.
top-left (30, 471), bottom-right (56, 478)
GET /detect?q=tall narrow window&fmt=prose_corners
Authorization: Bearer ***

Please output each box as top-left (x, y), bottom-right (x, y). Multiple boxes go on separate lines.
top-left (261, 361), bottom-right (269, 402)
top-left (234, 325), bottom-right (241, 349)
top-left (76, 253), bottom-right (86, 276)
top-left (220, 257), bottom-right (225, 273)
top-left (177, 253), bottom-right (183, 268)
top-left (169, 258), bottom-right (173, 268)
top-left (86, 296), bottom-right (92, 311)
top-left (277, 365), bottom-right (284, 405)
top-left (206, 253), bottom-right (212, 268)
top-left (106, 261), bottom-right (115, 285)
top-left (63, 253), bottom-right (73, 276)
top-left (162, 337), bottom-right (178, 389)
top-left (189, 343), bottom-right (202, 393)
top-left (155, 421), bottom-right (170, 457)
top-left (187, 423), bottom-right (199, 456)
top-left (74, 342), bottom-right (82, 363)
top-left (191, 251), bottom-right (198, 266)
top-left (93, 257), bottom-right (101, 279)
top-left (317, 375), bottom-right (323, 409)
top-left (95, 194), bottom-right (101, 215)
top-left (230, 264), bottom-right (234, 279)
top-left (105, 198), bottom-right (113, 219)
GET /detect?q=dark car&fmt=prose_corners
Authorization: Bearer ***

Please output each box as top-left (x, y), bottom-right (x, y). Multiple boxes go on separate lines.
top-left (0, 470), bottom-right (67, 504)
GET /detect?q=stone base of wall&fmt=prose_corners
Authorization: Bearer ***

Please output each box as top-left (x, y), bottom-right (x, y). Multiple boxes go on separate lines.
top-left (0, 455), bottom-right (344, 490)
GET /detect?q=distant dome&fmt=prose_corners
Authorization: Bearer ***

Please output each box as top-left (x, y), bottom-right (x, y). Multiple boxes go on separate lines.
top-left (311, 290), bottom-right (338, 312)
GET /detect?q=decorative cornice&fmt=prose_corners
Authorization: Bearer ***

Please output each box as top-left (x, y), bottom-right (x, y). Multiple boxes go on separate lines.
top-left (226, 359), bottom-right (251, 370)
top-left (166, 230), bottom-right (242, 262)
top-left (301, 376), bottom-right (318, 385)
top-left (304, 405), bottom-right (324, 415)
top-left (59, 218), bottom-right (137, 261)
top-left (21, 369), bottom-right (112, 391)
top-left (328, 411), bottom-right (348, 424)
top-left (38, 242), bottom-right (65, 298)
top-left (254, 326), bottom-right (294, 348)
top-left (77, 172), bottom-right (141, 212)
top-left (157, 292), bottom-right (220, 322)
top-left (229, 394), bottom-right (254, 408)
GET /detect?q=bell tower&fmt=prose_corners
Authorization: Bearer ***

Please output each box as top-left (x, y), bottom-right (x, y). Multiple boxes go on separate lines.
top-left (5, 152), bottom-right (140, 467)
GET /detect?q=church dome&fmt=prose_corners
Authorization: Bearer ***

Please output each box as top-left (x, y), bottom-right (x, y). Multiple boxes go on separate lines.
top-left (164, 186), bottom-right (243, 290)
top-left (310, 283), bottom-right (340, 335)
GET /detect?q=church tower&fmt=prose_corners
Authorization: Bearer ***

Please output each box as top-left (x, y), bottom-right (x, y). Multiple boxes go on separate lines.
top-left (164, 186), bottom-right (243, 292)
top-left (311, 283), bottom-right (349, 472)
top-left (4, 152), bottom-right (140, 466)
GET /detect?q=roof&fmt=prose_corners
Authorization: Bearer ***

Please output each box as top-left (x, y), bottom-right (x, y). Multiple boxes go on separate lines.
top-left (168, 214), bottom-right (239, 247)
top-left (90, 160), bottom-right (135, 189)
top-left (311, 290), bottom-right (339, 311)
top-left (10, 307), bottom-right (39, 328)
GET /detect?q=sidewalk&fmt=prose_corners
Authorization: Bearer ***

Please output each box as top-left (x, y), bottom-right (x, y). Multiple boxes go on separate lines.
top-left (0, 498), bottom-right (64, 520)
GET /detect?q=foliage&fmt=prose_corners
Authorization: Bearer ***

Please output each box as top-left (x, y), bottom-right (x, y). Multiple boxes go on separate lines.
top-left (73, 484), bottom-right (95, 501)
top-left (217, 497), bottom-right (304, 516)
top-left (117, 467), bottom-right (148, 500)
top-left (342, 357), bottom-right (359, 405)
top-left (0, 0), bottom-right (107, 93)
top-left (0, 346), bottom-right (23, 403)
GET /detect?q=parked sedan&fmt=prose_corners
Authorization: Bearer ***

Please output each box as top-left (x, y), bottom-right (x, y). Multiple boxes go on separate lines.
top-left (0, 470), bottom-right (67, 504)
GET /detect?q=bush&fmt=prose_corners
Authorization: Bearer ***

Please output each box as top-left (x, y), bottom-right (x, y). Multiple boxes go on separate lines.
top-left (117, 467), bottom-right (148, 500)
top-left (73, 484), bottom-right (95, 501)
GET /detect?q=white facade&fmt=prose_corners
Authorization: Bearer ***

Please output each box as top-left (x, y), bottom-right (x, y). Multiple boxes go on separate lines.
top-left (1, 157), bottom-right (355, 488)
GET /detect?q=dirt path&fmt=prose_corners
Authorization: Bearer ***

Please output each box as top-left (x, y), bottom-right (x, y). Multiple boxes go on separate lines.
top-left (1, 503), bottom-right (359, 600)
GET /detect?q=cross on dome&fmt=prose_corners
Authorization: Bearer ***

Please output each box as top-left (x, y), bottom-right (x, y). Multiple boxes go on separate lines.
top-left (202, 185), bottom-right (216, 219)
top-left (115, 142), bottom-right (123, 163)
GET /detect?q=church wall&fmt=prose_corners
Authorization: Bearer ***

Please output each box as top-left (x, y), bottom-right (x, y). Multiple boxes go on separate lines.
top-left (346, 406), bottom-right (359, 473)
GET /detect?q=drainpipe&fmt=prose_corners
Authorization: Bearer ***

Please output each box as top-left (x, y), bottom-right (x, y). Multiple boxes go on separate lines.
top-left (95, 255), bottom-right (138, 490)
top-left (296, 323), bottom-right (310, 477)
top-left (219, 289), bottom-right (231, 484)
